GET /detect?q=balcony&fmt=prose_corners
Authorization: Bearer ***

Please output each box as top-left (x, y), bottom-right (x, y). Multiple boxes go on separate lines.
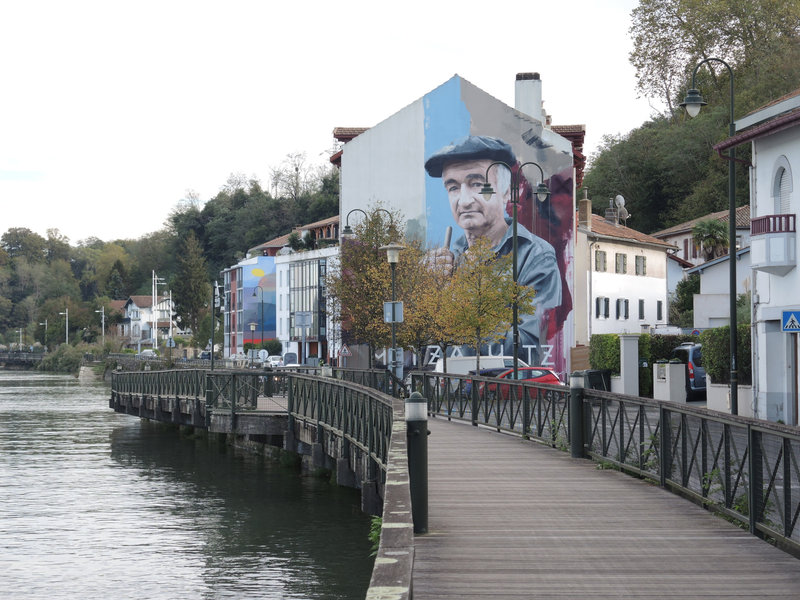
top-left (750, 214), bottom-right (796, 275)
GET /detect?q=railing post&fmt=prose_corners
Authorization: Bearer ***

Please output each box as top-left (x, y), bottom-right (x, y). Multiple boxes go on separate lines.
top-left (406, 391), bottom-right (428, 534)
top-left (471, 377), bottom-right (478, 427)
top-left (660, 405), bottom-right (671, 488)
top-left (569, 372), bottom-right (585, 459)
top-left (748, 425), bottom-right (763, 536)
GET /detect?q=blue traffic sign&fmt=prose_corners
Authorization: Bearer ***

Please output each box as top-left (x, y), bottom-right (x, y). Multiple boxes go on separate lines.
top-left (782, 311), bottom-right (800, 332)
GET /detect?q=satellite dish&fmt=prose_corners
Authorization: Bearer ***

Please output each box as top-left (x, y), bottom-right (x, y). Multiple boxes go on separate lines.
top-left (615, 194), bottom-right (630, 221)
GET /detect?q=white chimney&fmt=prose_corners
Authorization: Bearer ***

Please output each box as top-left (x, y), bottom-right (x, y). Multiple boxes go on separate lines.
top-left (515, 72), bottom-right (544, 123)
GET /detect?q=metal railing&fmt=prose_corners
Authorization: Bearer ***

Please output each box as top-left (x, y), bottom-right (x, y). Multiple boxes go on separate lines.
top-left (411, 372), bottom-right (800, 554)
top-left (751, 213), bottom-right (796, 236)
top-left (287, 373), bottom-right (394, 471)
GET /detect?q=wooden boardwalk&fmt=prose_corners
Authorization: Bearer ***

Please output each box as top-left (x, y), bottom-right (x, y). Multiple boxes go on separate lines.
top-left (412, 417), bottom-right (800, 599)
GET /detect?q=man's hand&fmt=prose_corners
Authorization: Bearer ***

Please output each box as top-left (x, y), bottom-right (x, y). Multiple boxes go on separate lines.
top-left (425, 247), bottom-right (454, 277)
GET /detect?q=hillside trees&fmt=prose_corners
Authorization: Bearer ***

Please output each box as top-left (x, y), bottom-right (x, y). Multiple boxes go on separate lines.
top-left (172, 231), bottom-right (210, 337)
top-left (585, 0), bottom-right (800, 235)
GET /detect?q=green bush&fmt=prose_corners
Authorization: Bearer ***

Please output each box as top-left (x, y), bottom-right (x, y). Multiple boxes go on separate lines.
top-left (39, 344), bottom-right (85, 374)
top-left (699, 324), bottom-right (751, 385)
top-left (589, 334), bottom-right (620, 374)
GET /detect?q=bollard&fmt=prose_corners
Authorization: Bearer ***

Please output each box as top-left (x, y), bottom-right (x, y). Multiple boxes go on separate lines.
top-left (406, 391), bottom-right (428, 534)
top-left (569, 371), bottom-right (586, 459)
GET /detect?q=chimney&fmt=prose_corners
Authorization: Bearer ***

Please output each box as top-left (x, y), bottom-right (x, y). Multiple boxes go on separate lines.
top-left (604, 197), bottom-right (619, 226)
top-left (578, 188), bottom-right (592, 231)
top-left (515, 72), bottom-right (545, 123)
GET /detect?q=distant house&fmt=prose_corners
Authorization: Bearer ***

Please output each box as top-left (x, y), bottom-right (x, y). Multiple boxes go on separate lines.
top-left (574, 193), bottom-right (676, 344)
top-left (651, 205), bottom-right (751, 267)
top-left (685, 248), bottom-right (751, 329)
top-left (119, 294), bottom-right (183, 350)
top-left (715, 87), bottom-right (800, 423)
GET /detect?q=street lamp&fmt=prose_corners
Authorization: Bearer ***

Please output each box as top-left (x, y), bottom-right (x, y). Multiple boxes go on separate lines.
top-left (380, 242), bottom-right (405, 395)
top-left (480, 161), bottom-right (550, 379)
top-left (680, 57), bottom-right (739, 415)
top-left (95, 306), bottom-right (105, 348)
top-left (340, 207), bottom-right (393, 239)
top-left (59, 308), bottom-right (69, 344)
top-left (39, 319), bottom-right (47, 348)
top-left (248, 322), bottom-right (257, 367)
top-left (252, 285), bottom-right (264, 348)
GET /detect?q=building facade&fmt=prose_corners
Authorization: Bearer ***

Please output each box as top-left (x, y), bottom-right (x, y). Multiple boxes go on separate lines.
top-left (716, 88), bottom-right (800, 423)
top-left (574, 196), bottom-right (675, 344)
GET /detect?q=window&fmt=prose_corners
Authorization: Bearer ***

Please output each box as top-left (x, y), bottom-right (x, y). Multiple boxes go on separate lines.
top-left (616, 298), bottom-right (629, 319)
top-left (635, 256), bottom-right (647, 276)
top-left (595, 297), bottom-right (610, 319)
top-left (657, 300), bottom-right (663, 321)
top-left (615, 253), bottom-right (627, 274)
top-left (639, 299), bottom-right (645, 320)
top-left (595, 250), bottom-right (607, 272)
top-left (773, 157), bottom-right (793, 214)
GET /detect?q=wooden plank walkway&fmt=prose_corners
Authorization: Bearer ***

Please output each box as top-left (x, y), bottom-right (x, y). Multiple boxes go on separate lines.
top-left (412, 417), bottom-right (800, 599)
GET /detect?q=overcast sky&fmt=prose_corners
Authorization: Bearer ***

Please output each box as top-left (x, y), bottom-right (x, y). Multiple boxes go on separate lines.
top-left (0, 0), bottom-right (659, 244)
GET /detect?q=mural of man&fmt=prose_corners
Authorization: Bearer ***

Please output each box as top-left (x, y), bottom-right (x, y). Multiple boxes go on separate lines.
top-left (424, 135), bottom-right (561, 364)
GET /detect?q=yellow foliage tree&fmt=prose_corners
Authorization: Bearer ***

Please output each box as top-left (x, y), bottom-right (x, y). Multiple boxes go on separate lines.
top-left (443, 237), bottom-right (536, 372)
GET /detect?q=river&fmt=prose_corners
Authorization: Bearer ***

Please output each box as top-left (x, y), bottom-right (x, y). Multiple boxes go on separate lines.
top-left (0, 370), bottom-right (374, 599)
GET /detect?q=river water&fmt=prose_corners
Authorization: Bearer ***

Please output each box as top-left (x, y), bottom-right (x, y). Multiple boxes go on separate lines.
top-left (0, 371), bottom-right (374, 599)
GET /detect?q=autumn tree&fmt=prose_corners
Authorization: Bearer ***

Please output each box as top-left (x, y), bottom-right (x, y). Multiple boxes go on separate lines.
top-left (444, 237), bottom-right (536, 372)
top-left (327, 207), bottom-right (403, 366)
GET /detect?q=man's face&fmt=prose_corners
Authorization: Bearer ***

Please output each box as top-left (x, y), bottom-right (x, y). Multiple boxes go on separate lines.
top-left (442, 159), bottom-right (508, 236)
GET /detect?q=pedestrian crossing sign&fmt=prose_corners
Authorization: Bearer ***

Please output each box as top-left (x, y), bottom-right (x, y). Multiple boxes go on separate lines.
top-left (782, 311), bottom-right (800, 332)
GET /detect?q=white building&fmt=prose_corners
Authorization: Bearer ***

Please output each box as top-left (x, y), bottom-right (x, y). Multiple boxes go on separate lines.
top-left (685, 248), bottom-right (751, 329)
top-left (121, 294), bottom-right (183, 351)
top-left (652, 205), bottom-right (751, 268)
top-left (715, 88), bottom-right (800, 424)
top-left (574, 195), bottom-right (675, 344)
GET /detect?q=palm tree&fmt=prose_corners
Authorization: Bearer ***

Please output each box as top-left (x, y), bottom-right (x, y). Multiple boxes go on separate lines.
top-left (692, 219), bottom-right (729, 261)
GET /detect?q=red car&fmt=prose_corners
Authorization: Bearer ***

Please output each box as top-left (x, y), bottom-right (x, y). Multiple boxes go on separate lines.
top-left (480, 367), bottom-right (562, 399)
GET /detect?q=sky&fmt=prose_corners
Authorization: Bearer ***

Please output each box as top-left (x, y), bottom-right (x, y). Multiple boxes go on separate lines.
top-left (0, 0), bottom-right (659, 244)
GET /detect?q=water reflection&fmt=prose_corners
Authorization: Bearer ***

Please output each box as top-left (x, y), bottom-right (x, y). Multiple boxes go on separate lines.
top-left (0, 371), bottom-right (373, 599)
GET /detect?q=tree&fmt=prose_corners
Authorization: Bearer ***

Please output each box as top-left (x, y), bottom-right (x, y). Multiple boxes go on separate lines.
top-left (630, 0), bottom-right (800, 114)
top-left (692, 218), bottom-right (728, 260)
top-left (172, 232), bottom-right (210, 335)
top-left (444, 237), bottom-right (536, 372)
top-left (670, 272), bottom-right (699, 327)
top-left (327, 207), bottom-right (404, 365)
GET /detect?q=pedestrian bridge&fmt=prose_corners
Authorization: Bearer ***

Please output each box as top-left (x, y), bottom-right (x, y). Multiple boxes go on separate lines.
top-left (109, 367), bottom-right (800, 599)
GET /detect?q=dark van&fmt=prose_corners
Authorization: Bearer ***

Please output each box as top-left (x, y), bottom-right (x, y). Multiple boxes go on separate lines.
top-left (672, 342), bottom-right (706, 399)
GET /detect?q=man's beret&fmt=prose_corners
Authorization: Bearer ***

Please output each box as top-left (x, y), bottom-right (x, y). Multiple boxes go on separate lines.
top-left (424, 135), bottom-right (516, 177)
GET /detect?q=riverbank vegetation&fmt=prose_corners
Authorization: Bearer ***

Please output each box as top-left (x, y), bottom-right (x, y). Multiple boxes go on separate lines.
top-left (0, 154), bottom-right (338, 356)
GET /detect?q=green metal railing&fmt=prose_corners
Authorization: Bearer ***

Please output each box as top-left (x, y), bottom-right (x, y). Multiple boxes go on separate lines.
top-left (288, 373), bottom-right (394, 472)
top-left (412, 372), bottom-right (800, 554)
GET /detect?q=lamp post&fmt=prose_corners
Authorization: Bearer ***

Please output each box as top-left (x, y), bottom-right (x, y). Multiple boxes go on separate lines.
top-left (380, 242), bottom-right (405, 395)
top-left (680, 57), bottom-right (738, 415)
top-left (480, 162), bottom-right (550, 379)
top-left (252, 285), bottom-right (264, 348)
top-left (59, 308), bottom-right (69, 345)
top-left (39, 319), bottom-right (47, 349)
top-left (340, 207), bottom-right (393, 239)
top-left (95, 306), bottom-right (105, 348)
top-left (248, 322), bottom-right (257, 367)
top-left (17, 328), bottom-right (23, 350)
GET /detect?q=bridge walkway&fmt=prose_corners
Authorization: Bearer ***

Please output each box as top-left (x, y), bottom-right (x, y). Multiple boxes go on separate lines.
top-left (412, 417), bottom-right (800, 599)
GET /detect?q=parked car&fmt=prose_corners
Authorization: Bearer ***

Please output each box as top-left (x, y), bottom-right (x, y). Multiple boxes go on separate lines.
top-left (266, 355), bottom-right (283, 367)
top-left (199, 351), bottom-right (212, 360)
top-left (480, 367), bottom-right (563, 400)
top-left (462, 367), bottom-right (509, 397)
top-left (672, 342), bottom-right (706, 399)
top-left (137, 349), bottom-right (158, 358)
